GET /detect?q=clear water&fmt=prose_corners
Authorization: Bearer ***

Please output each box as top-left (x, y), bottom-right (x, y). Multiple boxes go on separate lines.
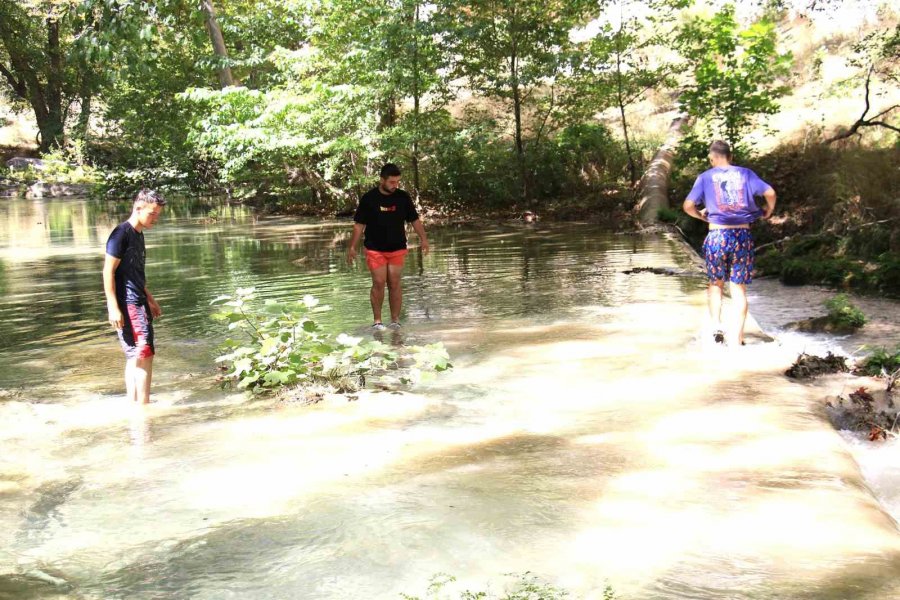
top-left (1, 196), bottom-right (899, 599)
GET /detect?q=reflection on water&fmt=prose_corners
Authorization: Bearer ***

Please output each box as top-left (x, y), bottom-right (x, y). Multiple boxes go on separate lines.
top-left (1, 196), bottom-right (899, 599)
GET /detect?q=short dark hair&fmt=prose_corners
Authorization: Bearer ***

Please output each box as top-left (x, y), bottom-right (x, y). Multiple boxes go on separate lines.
top-left (133, 188), bottom-right (167, 210)
top-left (380, 163), bottom-right (401, 178)
top-left (709, 140), bottom-right (732, 160)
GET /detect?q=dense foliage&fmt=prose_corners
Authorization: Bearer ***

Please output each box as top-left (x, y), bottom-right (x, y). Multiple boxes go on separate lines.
top-left (676, 5), bottom-right (791, 151)
top-left (2, 0), bottom-right (802, 212)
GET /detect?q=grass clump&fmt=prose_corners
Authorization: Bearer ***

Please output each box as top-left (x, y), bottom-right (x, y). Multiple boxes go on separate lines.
top-left (824, 294), bottom-right (867, 329)
top-left (856, 346), bottom-right (900, 377)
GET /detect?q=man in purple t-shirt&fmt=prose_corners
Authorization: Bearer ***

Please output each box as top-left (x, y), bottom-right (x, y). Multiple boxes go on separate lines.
top-left (683, 140), bottom-right (776, 345)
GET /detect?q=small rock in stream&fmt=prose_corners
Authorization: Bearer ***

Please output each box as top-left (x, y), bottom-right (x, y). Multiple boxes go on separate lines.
top-left (785, 352), bottom-right (848, 379)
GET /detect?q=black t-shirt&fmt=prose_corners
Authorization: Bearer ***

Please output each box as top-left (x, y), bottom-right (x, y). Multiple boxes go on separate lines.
top-left (353, 187), bottom-right (420, 251)
top-left (106, 221), bottom-right (147, 305)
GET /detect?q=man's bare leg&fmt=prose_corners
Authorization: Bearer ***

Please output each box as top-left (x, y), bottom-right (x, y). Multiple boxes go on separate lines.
top-left (134, 356), bottom-right (153, 404)
top-left (125, 359), bottom-right (137, 402)
top-left (369, 265), bottom-right (387, 323)
top-left (708, 281), bottom-right (725, 331)
top-left (386, 263), bottom-right (403, 323)
top-left (730, 282), bottom-right (749, 345)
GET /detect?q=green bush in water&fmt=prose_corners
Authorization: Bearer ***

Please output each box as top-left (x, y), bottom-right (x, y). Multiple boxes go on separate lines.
top-left (211, 288), bottom-right (450, 391)
top-left (824, 294), bottom-right (866, 329)
top-left (857, 346), bottom-right (900, 377)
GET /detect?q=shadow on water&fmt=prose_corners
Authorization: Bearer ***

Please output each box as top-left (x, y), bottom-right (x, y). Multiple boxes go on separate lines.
top-left (16, 478), bottom-right (84, 549)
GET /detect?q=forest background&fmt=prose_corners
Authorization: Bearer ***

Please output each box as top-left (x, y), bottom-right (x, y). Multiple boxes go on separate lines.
top-left (1, 0), bottom-right (898, 294)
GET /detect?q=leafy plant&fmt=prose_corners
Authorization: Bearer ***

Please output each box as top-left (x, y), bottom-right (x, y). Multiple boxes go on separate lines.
top-left (856, 346), bottom-right (900, 377)
top-left (676, 4), bottom-right (791, 145)
top-left (401, 572), bottom-right (597, 600)
top-left (211, 288), bottom-right (450, 393)
top-left (824, 294), bottom-right (867, 329)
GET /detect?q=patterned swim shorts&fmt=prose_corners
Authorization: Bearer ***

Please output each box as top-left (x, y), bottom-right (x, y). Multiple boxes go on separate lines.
top-left (702, 228), bottom-right (755, 285)
top-left (117, 302), bottom-right (155, 360)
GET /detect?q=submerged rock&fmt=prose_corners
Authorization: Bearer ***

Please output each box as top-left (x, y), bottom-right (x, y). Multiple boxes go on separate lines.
top-left (0, 184), bottom-right (24, 198)
top-left (826, 385), bottom-right (898, 441)
top-left (26, 182), bottom-right (50, 198)
top-left (785, 352), bottom-right (849, 379)
top-left (785, 315), bottom-right (861, 335)
top-left (623, 266), bottom-right (682, 276)
top-left (5, 157), bottom-right (45, 171)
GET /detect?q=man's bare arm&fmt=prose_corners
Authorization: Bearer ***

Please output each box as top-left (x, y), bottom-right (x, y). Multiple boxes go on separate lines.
top-left (411, 219), bottom-right (429, 255)
top-left (347, 223), bottom-right (365, 263)
top-left (103, 254), bottom-right (123, 328)
top-left (762, 188), bottom-right (776, 219)
top-left (682, 200), bottom-right (708, 222)
top-left (145, 287), bottom-right (162, 318)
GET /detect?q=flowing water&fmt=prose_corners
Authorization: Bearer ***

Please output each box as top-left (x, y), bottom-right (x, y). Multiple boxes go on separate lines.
top-left (1, 196), bottom-right (899, 599)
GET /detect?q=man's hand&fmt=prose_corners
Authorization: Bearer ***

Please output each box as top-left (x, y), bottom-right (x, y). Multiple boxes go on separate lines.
top-left (347, 246), bottom-right (358, 264)
top-left (148, 297), bottom-right (162, 319)
top-left (108, 304), bottom-right (124, 329)
top-left (420, 239), bottom-right (430, 256)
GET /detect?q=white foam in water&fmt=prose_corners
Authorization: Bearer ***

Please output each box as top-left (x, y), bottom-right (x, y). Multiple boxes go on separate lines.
top-left (840, 432), bottom-right (900, 524)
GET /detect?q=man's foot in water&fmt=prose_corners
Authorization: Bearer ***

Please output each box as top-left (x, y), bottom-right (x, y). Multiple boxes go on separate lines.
top-left (372, 322), bottom-right (386, 331)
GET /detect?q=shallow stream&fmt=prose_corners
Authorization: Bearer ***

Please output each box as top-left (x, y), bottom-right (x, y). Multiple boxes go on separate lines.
top-left (1, 196), bottom-right (898, 599)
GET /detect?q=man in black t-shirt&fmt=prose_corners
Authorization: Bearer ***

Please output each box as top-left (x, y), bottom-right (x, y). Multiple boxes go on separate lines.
top-left (103, 188), bottom-right (166, 404)
top-left (348, 163), bottom-right (429, 330)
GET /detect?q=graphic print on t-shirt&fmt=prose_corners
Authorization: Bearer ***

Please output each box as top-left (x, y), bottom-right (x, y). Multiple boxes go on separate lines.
top-left (379, 205), bottom-right (397, 212)
top-left (712, 170), bottom-right (746, 213)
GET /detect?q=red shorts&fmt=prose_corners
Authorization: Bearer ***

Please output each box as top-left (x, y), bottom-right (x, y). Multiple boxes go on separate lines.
top-left (365, 249), bottom-right (408, 270)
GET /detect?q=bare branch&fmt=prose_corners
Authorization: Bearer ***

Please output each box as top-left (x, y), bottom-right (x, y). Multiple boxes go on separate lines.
top-left (0, 62), bottom-right (27, 99)
top-left (824, 65), bottom-right (900, 143)
top-left (867, 121), bottom-right (900, 134)
top-left (870, 104), bottom-right (900, 121)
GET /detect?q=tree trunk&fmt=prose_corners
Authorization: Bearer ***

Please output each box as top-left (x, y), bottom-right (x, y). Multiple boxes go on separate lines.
top-left (636, 114), bottom-right (691, 225)
top-left (39, 17), bottom-right (65, 152)
top-left (511, 54), bottom-right (527, 203)
top-left (0, 10), bottom-right (69, 153)
top-left (200, 0), bottom-right (236, 88)
top-left (379, 94), bottom-right (397, 130)
top-left (615, 28), bottom-right (637, 186)
top-left (76, 91), bottom-right (92, 142)
top-left (410, 1), bottom-right (421, 201)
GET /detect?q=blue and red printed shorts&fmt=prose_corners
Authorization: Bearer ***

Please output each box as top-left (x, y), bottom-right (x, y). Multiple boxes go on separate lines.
top-left (117, 303), bottom-right (155, 360)
top-left (702, 228), bottom-right (755, 285)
